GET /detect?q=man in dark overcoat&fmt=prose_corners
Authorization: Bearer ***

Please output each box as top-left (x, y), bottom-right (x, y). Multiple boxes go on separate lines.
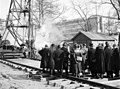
top-left (95, 43), bottom-right (105, 78)
top-left (61, 43), bottom-right (69, 75)
top-left (111, 44), bottom-right (120, 77)
top-left (104, 42), bottom-right (113, 78)
top-left (87, 43), bottom-right (97, 78)
top-left (38, 45), bottom-right (50, 72)
top-left (54, 45), bottom-right (63, 75)
top-left (43, 45), bottom-right (50, 70)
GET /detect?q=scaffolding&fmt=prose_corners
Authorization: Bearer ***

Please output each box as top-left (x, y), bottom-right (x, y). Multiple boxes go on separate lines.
top-left (4, 0), bottom-right (41, 58)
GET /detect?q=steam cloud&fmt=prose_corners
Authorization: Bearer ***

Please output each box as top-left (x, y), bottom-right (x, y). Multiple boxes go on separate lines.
top-left (35, 21), bottom-right (65, 49)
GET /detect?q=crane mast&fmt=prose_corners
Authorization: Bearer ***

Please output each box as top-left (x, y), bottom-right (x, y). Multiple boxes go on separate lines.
top-left (5, 0), bottom-right (36, 58)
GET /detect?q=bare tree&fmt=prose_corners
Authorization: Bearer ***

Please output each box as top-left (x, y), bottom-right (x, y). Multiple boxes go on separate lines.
top-left (71, 0), bottom-right (96, 31)
top-left (98, 0), bottom-right (120, 20)
top-left (94, 0), bottom-right (120, 34)
top-left (33, 0), bottom-right (66, 26)
top-left (106, 0), bottom-right (120, 45)
top-left (109, 0), bottom-right (120, 20)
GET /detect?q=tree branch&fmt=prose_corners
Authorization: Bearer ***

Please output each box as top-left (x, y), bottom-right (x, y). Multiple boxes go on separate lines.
top-left (110, 0), bottom-right (120, 20)
top-left (52, 6), bottom-right (66, 21)
top-left (77, 5), bottom-right (87, 19)
top-left (71, 1), bottom-right (86, 22)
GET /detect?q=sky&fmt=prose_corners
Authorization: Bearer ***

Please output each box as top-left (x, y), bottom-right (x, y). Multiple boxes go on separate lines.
top-left (0, 0), bottom-right (114, 20)
top-left (0, 0), bottom-right (74, 19)
top-left (0, 0), bottom-right (11, 19)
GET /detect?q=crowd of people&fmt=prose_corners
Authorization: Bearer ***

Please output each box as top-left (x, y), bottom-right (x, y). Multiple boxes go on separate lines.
top-left (38, 42), bottom-right (120, 79)
top-left (87, 42), bottom-right (120, 78)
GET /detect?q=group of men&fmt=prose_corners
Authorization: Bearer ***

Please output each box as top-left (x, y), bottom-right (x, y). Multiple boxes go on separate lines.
top-left (38, 43), bottom-right (69, 76)
top-left (88, 42), bottom-right (120, 78)
top-left (38, 42), bottom-right (120, 78)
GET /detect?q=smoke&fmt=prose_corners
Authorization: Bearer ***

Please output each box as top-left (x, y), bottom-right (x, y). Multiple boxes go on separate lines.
top-left (2, 20), bottom-right (65, 50)
top-left (34, 20), bottom-right (65, 49)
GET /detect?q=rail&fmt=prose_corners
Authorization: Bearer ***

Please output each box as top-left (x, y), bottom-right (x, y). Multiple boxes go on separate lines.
top-left (0, 59), bottom-right (119, 89)
top-left (62, 75), bottom-right (119, 89)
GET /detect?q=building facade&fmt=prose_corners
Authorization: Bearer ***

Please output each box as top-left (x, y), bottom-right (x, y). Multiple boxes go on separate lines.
top-left (87, 15), bottom-right (119, 34)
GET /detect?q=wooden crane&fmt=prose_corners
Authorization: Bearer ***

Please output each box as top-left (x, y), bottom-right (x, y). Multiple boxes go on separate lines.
top-left (4, 0), bottom-right (39, 58)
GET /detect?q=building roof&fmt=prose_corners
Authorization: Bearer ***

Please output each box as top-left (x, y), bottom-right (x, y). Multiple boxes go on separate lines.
top-left (89, 15), bottom-right (118, 20)
top-left (72, 31), bottom-right (116, 41)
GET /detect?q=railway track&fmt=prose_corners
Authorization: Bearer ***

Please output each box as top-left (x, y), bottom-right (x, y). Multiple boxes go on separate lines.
top-left (0, 58), bottom-right (119, 89)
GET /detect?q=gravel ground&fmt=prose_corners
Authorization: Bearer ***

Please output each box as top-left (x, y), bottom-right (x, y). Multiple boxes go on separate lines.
top-left (0, 62), bottom-right (59, 89)
top-left (3, 59), bottom-right (120, 89)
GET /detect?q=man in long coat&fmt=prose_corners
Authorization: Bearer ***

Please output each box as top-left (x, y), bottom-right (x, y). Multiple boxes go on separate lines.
top-left (38, 45), bottom-right (49, 72)
top-left (61, 44), bottom-right (69, 75)
top-left (111, 44), bottom-right (120, 77)
top-left (43, 45), bottom-right (50, 70)
top-left (38, 48), bottom-right (44, 70)
top-left (87, 43), bottom-right (97, 78)
top-left (95, 43), bottom-right (105, 78)
top-left (54, 45), bottom-right (63, 75)
top-left (104, 42), bottom-right (113, 78)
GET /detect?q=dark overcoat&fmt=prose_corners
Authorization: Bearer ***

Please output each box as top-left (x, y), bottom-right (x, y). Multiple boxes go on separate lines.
top-left (38, 48), bottom-right (50, 68)
top-left (95, 46), bottom-right (105, 74)
top-left (111, 48), bottom-right (120, 71)
top-left (61, 47), bottom-right (69, 69)
top-left (38, 49), bottom-right (45, 68)
top-left (54, 48), bottom-right (63, 70)
top-left (104, 46), bottom-right (112, 72)
top-left (87, 47), bottom-right (96, 72)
